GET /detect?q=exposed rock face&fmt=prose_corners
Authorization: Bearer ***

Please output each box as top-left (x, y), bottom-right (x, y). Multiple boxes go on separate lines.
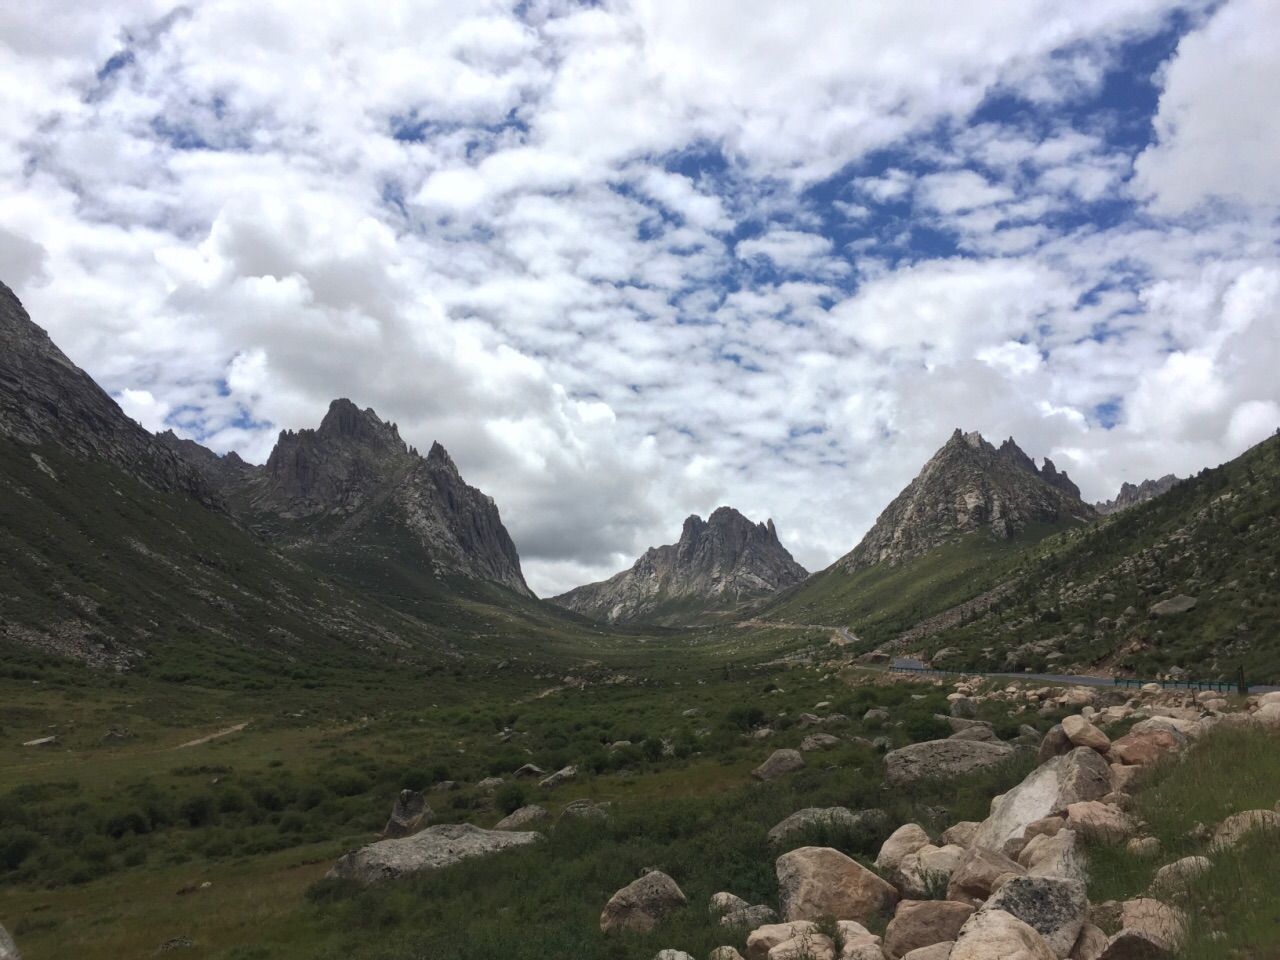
top-left (599, 870), bottom-right (688, 933)
top-left (550, 506), bottom-right (808, 624)
top-left (1094, 476), bottom-right (1180, 516)
top-left (0, 281), bottom-right (222, 510)
top-left (327, 823), bottom-right (542, 883)
top-left (837, 430), bottom-right (1094, 573)
top-left (884, 739), bottom-right (1016, 785)
top-left (166, 399), bottom-right (531, 596)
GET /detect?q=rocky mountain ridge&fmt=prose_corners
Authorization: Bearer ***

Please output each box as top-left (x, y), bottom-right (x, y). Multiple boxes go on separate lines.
top-left (160, 399), bottom-right (531, 597)
top-left (0, 281), bottom-right (222, 511)
top-left (838, 430), bottom-right (1095, 573)
top-left (1094, 475), bottom-right (1181, 515)
top-left (551, 506), bottom-right (808, 625)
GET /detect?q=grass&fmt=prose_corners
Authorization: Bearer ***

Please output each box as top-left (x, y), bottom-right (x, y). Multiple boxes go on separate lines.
top-left (1083, 725), bottom-right (1280, 959)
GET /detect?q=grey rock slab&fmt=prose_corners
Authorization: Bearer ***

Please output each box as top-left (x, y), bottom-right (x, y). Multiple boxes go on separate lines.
top-left (328, 823), bottom-right (542, 884)
top-left (884, 739), bottom-right (1015, 785)
top-left (972, 748), bottom-right (1111, 852)
top-left (753, 748), bottom-right (806, 781)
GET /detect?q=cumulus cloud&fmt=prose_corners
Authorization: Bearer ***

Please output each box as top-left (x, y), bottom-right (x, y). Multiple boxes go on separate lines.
top-left (1, 0), bottom-right (1277, 597)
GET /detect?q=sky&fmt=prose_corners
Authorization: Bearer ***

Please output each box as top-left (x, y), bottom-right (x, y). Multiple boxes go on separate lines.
top-left (2, 0), bottom-right (1279, 598)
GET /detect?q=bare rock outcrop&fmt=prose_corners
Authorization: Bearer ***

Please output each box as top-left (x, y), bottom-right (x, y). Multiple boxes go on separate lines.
top-left (328, 823), bottom-right (542, 884)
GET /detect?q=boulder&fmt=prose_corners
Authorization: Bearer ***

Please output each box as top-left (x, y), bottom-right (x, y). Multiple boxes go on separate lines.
top-left (950, 908), bottom-right (1057, 960)
top-left (972, 748), bottom-right (1111, 852)
top-left (1037, 725), bottom-right (1074, 764)
top-left (558, 799), bottom-right (610, 822)
top-left (475, 776), bottom-right (503, 792)
top-left (896, 845), bottom-right (966, 899)
top-left (884, 740), bottom-right (1015, 785)
top-left (1097, 929), bottom-right (1173, 960)
top-left (1150, 856), bottom-right (1211, 895)
top-left (721, 904), bottom-right (779, 928)
top-left (1065, 802), bottom-right (1136, 844)
top-left (328, 823), bottom-right (542, 884)
top-left (655, 952), bottom-right (695, 960)
top-left (884, 900), bottom-right (974, 959)
top-left (1147, 595), bottom-right (1196, 616)
top-left (768, 934), bottom-right (836, 960)
top-left (512, 763), bottom-right (546, 779)
top-left (1118, 899), bottom-right (1184, 950)
top-left (494, 804), bottom-right (549, 830)
top-left (875, 823), bottom-right (931, 874)
top-left (1019, 829), bottom-right (1087, 884)
top-left (981, 876), bottom-right (1088, 959)
top-left (950, 697), bottom-right (978, 718)
top-left (939, 821), bottom-right (980, 848)
top-left (946, 847), bottom-right (1026, 906)
top-left (383, 788), bottom-right (431, 839)
top-left (0, 924), bottom-right (17, 960)
top-left (900, 944), bottom-right (953, 960)
top-left (1062, 717), bottom-right (1110, 753)
top-left (1109, 764), bottom-right (1141, 794)
top-left (841, 936), bottom-right (886, 960)
top-left (753, 749), bottom-right (806, 781)
top-left (768, 807), bottom-right (881, 845)
top-left (1210, 809), bottom-right (1280, 849)
top-left (710, 892), bottom-right (749, 914)
top-left (950, 725), bottom-right (998, 742)
top-left (710, 949), bottom-right (745, 960)
top-left (599, 870), bottom-right (688, 933)
top-left (1023, 816), bottom-right (1065, 843)
top-left (776, 846), bottom-right (898, 923)
top-left (801, 733), bottom-right (843, 751)
top-left (539, 765), bottom-right (577, 789)
top-left (1070, 923), bottom-right (1108, 960)
top-left (1108, 729), bottom-right (1187, 768)
top-left (1125, 836), bottom-right (1160, 858)
top-left (747, 922), bottom-right (821, 960)
top-left (1253, 703), bottom-right (1280, 730)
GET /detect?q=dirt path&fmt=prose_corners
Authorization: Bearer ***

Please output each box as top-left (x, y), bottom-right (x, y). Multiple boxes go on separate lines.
top-left (175, 721), bottom-right (249, 749)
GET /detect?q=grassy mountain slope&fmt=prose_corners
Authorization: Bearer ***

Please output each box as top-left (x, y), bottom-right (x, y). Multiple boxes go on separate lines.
top-left (914, 432), bottom-right (1280, 682)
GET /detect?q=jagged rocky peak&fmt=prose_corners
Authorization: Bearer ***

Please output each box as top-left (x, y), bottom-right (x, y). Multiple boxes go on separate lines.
top-left (1095, 474), bottom-right (1181, 515)
top-left (315, 398), bottom-right (406, 451)
top-left (0, 279), bottom-right (223, 510)
top-left (550, 505), bottom-right (808, 626)
top-left (837, 427), bottom-right (1095, 574)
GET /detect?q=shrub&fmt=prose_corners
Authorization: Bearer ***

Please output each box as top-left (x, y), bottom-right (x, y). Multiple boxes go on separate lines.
top-left (494, 782), bottom-right (528, 816)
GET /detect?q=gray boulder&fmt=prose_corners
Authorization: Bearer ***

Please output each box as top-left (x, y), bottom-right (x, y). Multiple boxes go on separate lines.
top-left (1147, 596), bottom-right (1196, 617)
top-left (559, 799), bottom-right (611, 823)
top-left (972, 748), bottom-right (1111, 852)
top-left (539, 765), bottom-right (577, 790)
top-left (599, 870), bottom-right (688, 933)
top-left (884, 739), bottom-right (1015, 785)
top-left (383, 789), bottom-right (431, 839)
top-left (0, 924), bottom-right (18, 960)
top-left (513, 763), bottom-right (546, 779)
top-left (752, 749), bottom-right (805, 781)
top-left (328, 823), bottom-right (542, 883)
top-left (1037, 725), bottom-right (1074, 764)
top-left (494, 804), bottom-right (549, 830)
top-left (981, 876), bottom-right (1088, 958)
top-left (767, 807), bottom-right (883, 845)
top-left (800, 733), bottom-right (842, 751)
top-left (720, 904), bottom-right (779, 928)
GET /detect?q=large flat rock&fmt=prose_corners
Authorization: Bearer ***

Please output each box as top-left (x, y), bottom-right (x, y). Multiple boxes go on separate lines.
top-left (884, 739), bottom-right (1016, 785)
top-left (328, 823), bottom-right (542, 884)
top-left (972, 748), bottom-right (1110, 852)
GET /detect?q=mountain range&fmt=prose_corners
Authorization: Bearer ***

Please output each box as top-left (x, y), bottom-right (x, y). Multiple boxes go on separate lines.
top-left (550, 506), bottom-right (808, 625)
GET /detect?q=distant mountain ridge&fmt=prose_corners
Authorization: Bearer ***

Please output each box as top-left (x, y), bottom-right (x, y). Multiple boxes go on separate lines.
top-left (838, 429), bottom-right (1095, 572)
top-left (1094, 475), bottom-right (1181, 515)
top-left (159, 399), bottom-right (532, 597)
top-left (550, 506), bottom-right (808, 625)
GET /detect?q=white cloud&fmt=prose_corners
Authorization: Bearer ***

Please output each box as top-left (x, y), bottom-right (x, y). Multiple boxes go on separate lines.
top-left (1, 0), bottom-right (1277, 599)
top-left (1134, 0), bottom-right (1280, 213)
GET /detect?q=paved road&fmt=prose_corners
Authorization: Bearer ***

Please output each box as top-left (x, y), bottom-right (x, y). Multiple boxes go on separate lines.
top-left (890, 657), bottom-right (1278, 693)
